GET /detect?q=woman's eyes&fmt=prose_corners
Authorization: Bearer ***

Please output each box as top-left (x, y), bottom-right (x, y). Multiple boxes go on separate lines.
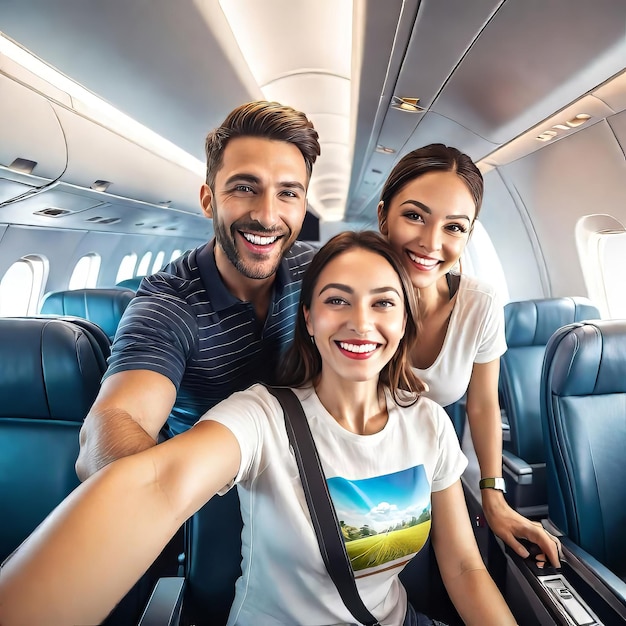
top-left (403, 211), bottom-right (424, 222)
top-left (446, 223), bottom-right (469, 234)
top-left (323, 297), bottom-right (396, 308)
top-left (403, 211), bottom-right (468, 234)
top-left (374, 299), bottom-right (396, 309)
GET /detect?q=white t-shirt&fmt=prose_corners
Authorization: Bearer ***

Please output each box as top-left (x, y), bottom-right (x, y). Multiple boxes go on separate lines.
top-left (200, 383), bottom-right (467, 626)
top-left (415, 274), bottom-right (507, 408)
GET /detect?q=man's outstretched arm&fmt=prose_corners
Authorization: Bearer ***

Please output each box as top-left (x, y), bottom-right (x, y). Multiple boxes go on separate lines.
top-left (76, 369), bottom-right (177, 480)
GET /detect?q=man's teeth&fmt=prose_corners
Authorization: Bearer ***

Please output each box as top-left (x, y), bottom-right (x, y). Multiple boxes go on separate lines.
top-left (243, 233), bottom-right (278, 245)
top-left (407, 251), bottom-right (438, 268)
top-left (339, 342), bottom-right (377, 354)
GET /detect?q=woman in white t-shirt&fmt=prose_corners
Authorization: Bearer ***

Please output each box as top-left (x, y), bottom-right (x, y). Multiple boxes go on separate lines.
top-left (378, 144), bottom-right (560, 568)
top-left (0, 232), bottom-right (516, 626)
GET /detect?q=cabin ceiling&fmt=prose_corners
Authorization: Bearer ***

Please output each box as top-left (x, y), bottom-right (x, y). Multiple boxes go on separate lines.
top-left (1, 0), bottom-right (625, 237)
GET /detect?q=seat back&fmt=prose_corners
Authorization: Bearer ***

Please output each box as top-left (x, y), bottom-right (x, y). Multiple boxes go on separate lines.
top-left (182, 489), bottom-right (243, 625)
top-left (541, 320), bottom-right (626, 578)
top-left (23, 315), bottom-right (112, 364)
top-left (0, 317), bottom-right (107, 562)
top-left (40, 287), bottom-right (135, 341)
top-left (116, 277), bottom-right (144, 291)
top-left (501, 297), bottom-right (600, 462)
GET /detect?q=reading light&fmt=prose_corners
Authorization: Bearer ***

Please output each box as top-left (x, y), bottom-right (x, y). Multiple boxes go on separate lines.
top-left (90, 180), bottom-right (112, 192)
top-left (391, 96), bottom-right (425, 113)
top-left (566, 113), bottom-right (591, 128)
top-left (375, 145), bottom-right (396, 154)
top-left (536, 130), bottom-right (557, 142)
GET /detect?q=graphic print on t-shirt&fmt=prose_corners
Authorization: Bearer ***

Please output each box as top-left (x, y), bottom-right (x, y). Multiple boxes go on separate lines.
top-left (327, 465), bottom-right (431, 577)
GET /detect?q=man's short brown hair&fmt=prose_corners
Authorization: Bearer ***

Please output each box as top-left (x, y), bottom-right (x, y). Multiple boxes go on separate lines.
top-left (204, 101), bottom-right (320, 189)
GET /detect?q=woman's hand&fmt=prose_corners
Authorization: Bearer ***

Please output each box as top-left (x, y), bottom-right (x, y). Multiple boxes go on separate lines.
top-left (481, 489), bottom-right (561, 568)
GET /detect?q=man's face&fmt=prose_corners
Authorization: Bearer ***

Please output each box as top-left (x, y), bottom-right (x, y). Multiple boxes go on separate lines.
top-left (201, 136), bottom-right (308, 282)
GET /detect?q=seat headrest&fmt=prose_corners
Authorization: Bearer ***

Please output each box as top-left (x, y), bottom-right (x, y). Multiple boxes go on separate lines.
top-left (116, 277), bottom-right (144, 291)
top-left (505, 297), bottom-right (600, 347)
top-left (0, 318), bottom-right (106, 421)
top-left (40, 288), bottom-right (134, 340)
top-left (548, 320), bottom-right (626, 396)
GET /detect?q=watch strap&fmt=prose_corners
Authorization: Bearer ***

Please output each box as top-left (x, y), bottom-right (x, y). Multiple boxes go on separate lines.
top-left (479, 477), bottom-right (506, 493)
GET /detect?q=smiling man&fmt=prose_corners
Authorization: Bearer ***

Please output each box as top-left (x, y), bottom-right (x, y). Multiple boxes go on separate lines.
top-left (76, 101), bottom-right (320, 480)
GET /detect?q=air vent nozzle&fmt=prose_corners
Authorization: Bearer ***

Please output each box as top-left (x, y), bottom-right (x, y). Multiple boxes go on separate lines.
top-left (35, 207), bottom-right (72, 217)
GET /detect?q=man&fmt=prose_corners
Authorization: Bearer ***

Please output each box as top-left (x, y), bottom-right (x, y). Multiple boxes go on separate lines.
top-left (76, 100), bottom-right (320, 480)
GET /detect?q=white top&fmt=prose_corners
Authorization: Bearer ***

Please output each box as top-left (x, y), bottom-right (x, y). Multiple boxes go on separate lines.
top-left (201, 383), bottom-right (467, 626)
top-left (415, 274), bottom-right (507, 408)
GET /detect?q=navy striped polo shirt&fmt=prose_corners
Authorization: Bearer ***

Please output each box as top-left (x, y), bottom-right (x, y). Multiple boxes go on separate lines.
top-left (106, 239), bottom-right (315, 435)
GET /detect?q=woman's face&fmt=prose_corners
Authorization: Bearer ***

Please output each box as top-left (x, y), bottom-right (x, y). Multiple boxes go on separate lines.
top-left (379, 170), bottom-right (476, 291)
top-left (304, 248), bottom-right (406, 385)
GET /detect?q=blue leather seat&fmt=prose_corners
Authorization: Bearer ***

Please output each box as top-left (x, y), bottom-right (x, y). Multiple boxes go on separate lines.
top-left (499, 297), bottom-right (599, 517)
top-left (541, 320), bottom-right (626, 584)
top-left (116, 276), bottom-right (144, 291)
top-left (39, 287), bottom-right (135, 341)
top-left (0, 317), bottom-right (107, 563)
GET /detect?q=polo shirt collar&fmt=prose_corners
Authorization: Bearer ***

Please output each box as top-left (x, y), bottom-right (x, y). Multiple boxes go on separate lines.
top-left (197, 239), bottom-right (290, 312)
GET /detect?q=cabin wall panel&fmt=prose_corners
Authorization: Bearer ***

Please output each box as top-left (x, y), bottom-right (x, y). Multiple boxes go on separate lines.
top-left (497, 118), bottom-right (626, 301)
top-left (63, 230), bottom-right (204, 288)
top-left (0, 225), bottom-right (87, 295)
top-left (607, 107), bottom-right (626, 158)
top-left (66, 230), bottom-right (145, 288)
top-left (0, 224), bottom-right (204, 297)
top-left (481, 170), bottom-right (545, 301)
top-left (74, 231), bottom-right (204, 287)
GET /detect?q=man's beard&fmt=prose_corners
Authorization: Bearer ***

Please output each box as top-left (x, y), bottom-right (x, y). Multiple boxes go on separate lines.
top-left (214, 216), bottom-right (290, 280)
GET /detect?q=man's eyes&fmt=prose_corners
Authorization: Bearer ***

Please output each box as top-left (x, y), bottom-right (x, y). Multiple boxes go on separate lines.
top-left (280, 189), bottom-right (301, 198)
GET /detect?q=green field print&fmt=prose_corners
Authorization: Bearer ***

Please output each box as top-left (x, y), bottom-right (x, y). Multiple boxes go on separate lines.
top-left (327, 465), bottom-right (431, 574)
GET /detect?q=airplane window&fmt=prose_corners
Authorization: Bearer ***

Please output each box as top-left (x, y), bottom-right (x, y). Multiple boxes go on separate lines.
top-left (170, 249), bottom-right (182, 263)
top-left (136, 251), bottom-right (153, 276)
top-left (598, 231), bottom-right (626, 318)
top-left (0, 255), bottom-right (48, 316)
top-left (151, 251), bottom-right (166, 274)
top-left (116, 253), bottom-right (138, 284)
top-left (575, 214), bottom-right (624, 318)
top-left (69, 253), bottom-right (101, 289)
top-left (461, 221), bottom-right (510, 305)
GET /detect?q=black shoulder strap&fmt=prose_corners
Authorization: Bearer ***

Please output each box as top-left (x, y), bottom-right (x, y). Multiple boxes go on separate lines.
top-left (445, 272), bottom-right (461, 299)
top-left (264, 385), bottom-right (381, 626)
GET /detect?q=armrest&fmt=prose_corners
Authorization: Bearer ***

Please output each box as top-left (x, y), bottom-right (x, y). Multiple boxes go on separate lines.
top-left (138, 577), bottom-right (185, 626)
top-left (502, 449), bottom-right (533, 483)
top-left (560, 536), bottom-right (626, 617)
top-left (505, 535), bottom-right (626, 624)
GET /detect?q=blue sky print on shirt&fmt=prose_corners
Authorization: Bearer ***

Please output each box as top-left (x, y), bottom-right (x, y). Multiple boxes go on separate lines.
top-left (327, 465), bottom-right (431, 576)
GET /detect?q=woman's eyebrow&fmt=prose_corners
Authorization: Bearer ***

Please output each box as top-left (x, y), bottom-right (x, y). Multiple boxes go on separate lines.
top-left (319, 283), bottom-right (352, 295)
top-left (318, 283), bottom-right (400, 296)
top-left (401, 199), bottom-right (471, 221)
top-left (400, 199), bottom-right (431, 213)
